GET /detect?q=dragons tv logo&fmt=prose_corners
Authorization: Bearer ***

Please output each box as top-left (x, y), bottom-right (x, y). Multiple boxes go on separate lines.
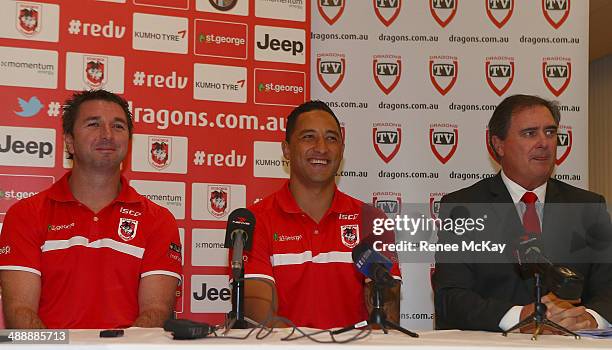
top-left (542, 0), bottom-right (570, 29)
top-left (430, 123), bottom-right (458, 165)
top-left (372, 122), bottom-right (402, 164)
top-left (373, 0), bottom-right (401, 27)
top-left (542, 57), bottom-right (571, 97)
top-left (485, 56), bottom-right (514, 96)
top-left (373, 54), bottom-right (401, 95)
top-left (556, 124), bottom-right (572, 165)
top-left (429, 0), bottom-right (457, 28)
top-left (373, 191), bottom-right (402, 215)
top-left (430, 55), bottom-right (458, 96)
top-left (317, 53), bottom-right (345, 93)
top-left (486, 0), bottom-right (514, 29)
top-left (317, 0), bottom-right (345, 25)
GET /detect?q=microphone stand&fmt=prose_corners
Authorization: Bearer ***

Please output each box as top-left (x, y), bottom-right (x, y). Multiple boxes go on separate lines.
top-left (502, 273), bottom-right (580, 340)
top-left (332, 281), bottom-right (418, 337)
top-left (227, 265), bottom-right (250, 329)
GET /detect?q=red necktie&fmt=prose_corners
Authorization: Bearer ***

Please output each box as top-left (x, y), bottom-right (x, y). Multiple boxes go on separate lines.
top-left (521, 192), bottom-right (541, 234)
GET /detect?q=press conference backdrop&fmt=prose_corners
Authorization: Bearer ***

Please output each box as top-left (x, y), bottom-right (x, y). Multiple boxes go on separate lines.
top-left (309, 0), bottom-right (588, 330)
top-left (0, 0), bottom-right (310, 325)
top-left (0, 0), bottom-right (587, 331)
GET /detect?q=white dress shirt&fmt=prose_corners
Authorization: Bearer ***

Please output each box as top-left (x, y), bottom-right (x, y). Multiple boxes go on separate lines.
top-left (497, 171), bottom-right (609, 330)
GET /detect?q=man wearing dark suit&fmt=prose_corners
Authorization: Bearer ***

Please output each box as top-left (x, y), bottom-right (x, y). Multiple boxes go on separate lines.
top-left (433, 94), bottom-right (612, 332)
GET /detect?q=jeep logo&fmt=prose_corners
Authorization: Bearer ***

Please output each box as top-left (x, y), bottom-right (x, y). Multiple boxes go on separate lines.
top-left (192, 283), bottom-right (231, 301)
top-left (256, 33), bottom-right (304, 56)
top-left (0, 135), bottom-right (53, 159)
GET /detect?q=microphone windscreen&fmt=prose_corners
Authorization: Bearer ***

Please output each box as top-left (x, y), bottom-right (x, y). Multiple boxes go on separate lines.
top-left (224, 208), bottom-right (256, 249)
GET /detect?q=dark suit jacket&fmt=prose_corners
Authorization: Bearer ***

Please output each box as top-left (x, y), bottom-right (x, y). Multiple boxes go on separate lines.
top-left (433, 174), bottom-right (612, 331)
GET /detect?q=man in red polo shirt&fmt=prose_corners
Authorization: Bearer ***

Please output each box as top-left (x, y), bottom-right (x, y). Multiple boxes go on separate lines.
top-left (243, 101), bottom-right (401, 329)
top-left (0, 90), bottom-right (182, 329)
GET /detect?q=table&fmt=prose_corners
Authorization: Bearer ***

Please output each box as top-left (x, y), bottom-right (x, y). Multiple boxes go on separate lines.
top-left (5, 328), bottom-right (612, 349)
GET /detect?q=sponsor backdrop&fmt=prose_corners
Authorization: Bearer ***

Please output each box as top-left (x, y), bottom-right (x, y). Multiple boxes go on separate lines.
top-left (0, 0), bottom-right (587, 330)
top-left (0, 0), bottom-right (309, 324)
top-left (310, 0), bottom-right (587, 329)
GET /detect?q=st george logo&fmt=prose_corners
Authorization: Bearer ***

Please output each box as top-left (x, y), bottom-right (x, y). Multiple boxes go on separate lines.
top-left (318, 0), bottom-right (345, 26)
top-left (317, 53), bottom-right (345, 93)
top-left (373, 0), bottom-right (402, 27)
top-left (556, 126), bottom-right (572, 165)
top-left (83, 56), bottom-right (107, 88)
top-left (118, 218), bottom-right (138, 241)
top-left (148, 136), bottom-right (172, 170)
top-left (207, 185), bottom-right (230, 218)
top-left (373, 55), bottom-right (401, 95)
top-left (430, 56), bottom-right (458, 96)
top-left (373, 192), bottom-right (402, 215)
top-left (430, 125), bottom-right (458, 164)
top-left (373, 123), bottom-right (402, 163)
top-left (485, 129), bottom-right (500, 165)
top-left (485, 57), bottom-right (514, 96)
top-left (542, 0), bottom-right (570, 29)
top-left (542, 58), bottom-right (571, 97)
top-left (16, 2), bottom-right (41, 36)
top-left (430, 0), bottom-right (458, 28)
top-left (340, 224), bottom-right (360, 249)
top-left (486, 0), bottom-right (514, 29)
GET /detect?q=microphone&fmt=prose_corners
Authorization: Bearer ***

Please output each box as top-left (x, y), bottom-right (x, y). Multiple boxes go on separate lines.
top-left (223, 208), bottom-right (256, 280)
top-left (515, 233), bottom-right (583, 300)
top-left (163, 319), bottom-right (216, 340)
top-left (352, 241), bottom-right (398, 287)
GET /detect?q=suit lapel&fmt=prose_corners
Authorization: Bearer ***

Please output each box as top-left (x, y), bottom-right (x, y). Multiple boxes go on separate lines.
top-left (486, 173), bottom-right (524, 236)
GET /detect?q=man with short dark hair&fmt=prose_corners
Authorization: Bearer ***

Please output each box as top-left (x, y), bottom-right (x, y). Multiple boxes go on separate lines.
top-left (242, 100), bottom-right (401, 329)
top-left (0, 90), bottom-right (182, 329)
top-left (433, 94), bottom-right (612, 332)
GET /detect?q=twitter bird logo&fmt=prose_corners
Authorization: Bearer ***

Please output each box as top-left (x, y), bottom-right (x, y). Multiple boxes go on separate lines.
top-left (15, 96), bottom-right (44, 117)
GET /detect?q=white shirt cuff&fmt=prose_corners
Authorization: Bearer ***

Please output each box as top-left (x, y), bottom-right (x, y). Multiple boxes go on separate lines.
top-left (498, 305), bottom-right (522, 331)
top-left (586, 308), bottom-right (610, 329)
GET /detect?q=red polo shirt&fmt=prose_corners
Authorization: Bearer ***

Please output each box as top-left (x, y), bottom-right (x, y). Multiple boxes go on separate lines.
top-left (0, 172), bottom-right (182, 329)
top-left (244, 182), bottom-right (401, 329)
